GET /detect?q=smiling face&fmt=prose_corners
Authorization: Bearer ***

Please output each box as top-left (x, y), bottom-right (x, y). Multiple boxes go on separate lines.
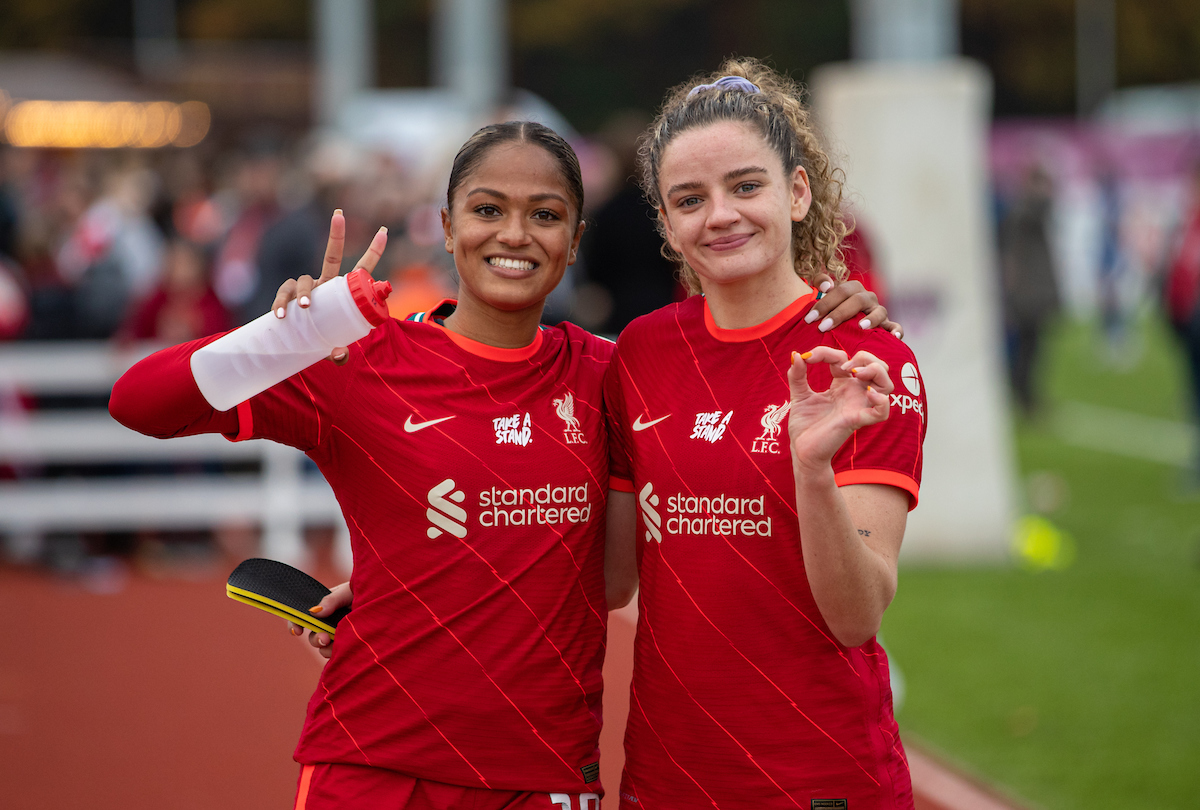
top-left (657, 120), bottom-right (812, 295)
top-left (442, 141), bottom-right (584, 318)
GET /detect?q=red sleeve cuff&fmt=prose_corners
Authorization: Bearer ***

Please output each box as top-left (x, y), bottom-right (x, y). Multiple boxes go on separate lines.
top-left (227, 400), bottom-right (255, 442)
top-left (834, 469), bottom-right (920, 510)
top-left (609, 476), bottom-right (634, 493)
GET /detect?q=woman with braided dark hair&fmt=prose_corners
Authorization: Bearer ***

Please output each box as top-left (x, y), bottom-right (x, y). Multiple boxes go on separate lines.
top-left (604, 59), bottom-right (927, 808)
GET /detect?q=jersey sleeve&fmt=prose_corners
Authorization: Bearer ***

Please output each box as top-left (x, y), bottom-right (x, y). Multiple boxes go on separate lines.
top-left (109, 328), bottom-right (358, 452)
top-left (829, 331), bottom-right (927, 509)
top-left (603, 340), bottom-right (634, 494)
top-left (234, 337), bottom-right (376, 451)
top-left (109, 333), bottom-right (240, 439)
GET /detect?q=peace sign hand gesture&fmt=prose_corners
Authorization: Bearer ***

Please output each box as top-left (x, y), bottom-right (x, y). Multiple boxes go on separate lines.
top-left (787, 347), bottom-right (892, 470)
top-left (270, 209), bottom-right (389, 364)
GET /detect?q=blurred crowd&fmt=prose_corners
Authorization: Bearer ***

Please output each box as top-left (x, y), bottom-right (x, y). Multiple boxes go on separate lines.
top-left (990, 123), bottom-right (1200, 431)
top-left (0, 133), bottom-right (468, 346)
top-left (0, 111), bottom-right (900, 352)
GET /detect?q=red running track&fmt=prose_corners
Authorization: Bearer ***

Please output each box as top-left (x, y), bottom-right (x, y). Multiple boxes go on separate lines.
top-left (2, 564), bottom-right (1023, 810)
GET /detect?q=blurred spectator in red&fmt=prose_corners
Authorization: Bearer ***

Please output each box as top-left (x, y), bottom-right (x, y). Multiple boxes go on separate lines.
top-left (384, 236), bottom-right (455, 321)
top-left (161, 151), bottom-right (225, 248)
top-left (0, 255), bottom-right (29, 340)
top-left (211, 136), bottom-right (284, 323)
top-left (1163, 161), bottom-right (1200, 477)
top-left (55, 161), bottom-right (165, 339)
top-left (117, 237), bottom-right (230, 344)
top-left (841, 217), bottom-right (887, 305)
top-left (0, 148), bottom-right (29, 339)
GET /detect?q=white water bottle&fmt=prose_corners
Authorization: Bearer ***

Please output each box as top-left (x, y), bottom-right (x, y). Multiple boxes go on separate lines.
top-left (191, 268), bottom-right (393, 411)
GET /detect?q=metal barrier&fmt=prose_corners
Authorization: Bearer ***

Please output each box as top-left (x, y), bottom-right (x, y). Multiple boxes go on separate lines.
top-left (0, 341), bottom-right (350, 570)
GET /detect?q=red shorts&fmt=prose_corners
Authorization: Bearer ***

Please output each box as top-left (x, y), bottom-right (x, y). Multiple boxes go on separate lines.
top-left (295, 763), bottom-right (602, 810)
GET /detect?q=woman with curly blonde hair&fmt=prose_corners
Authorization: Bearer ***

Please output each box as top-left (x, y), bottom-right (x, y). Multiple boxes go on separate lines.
top-left (604, 58), bottom-right (927, 808)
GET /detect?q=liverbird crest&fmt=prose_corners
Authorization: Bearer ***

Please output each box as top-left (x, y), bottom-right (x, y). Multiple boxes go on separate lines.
top-left (759, 402), bottom-right (791, 441)
top-left (553, 392), bottom-right (582, 432)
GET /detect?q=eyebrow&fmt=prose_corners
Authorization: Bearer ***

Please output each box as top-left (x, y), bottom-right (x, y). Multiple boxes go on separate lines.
top-left (665, 166), bottom-right (770, 199)
top-left (465, 187), bottom-right (569, 205)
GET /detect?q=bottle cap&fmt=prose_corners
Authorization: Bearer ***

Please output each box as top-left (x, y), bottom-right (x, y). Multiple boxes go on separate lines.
top-left (346, 268), bottom-right (393, 327)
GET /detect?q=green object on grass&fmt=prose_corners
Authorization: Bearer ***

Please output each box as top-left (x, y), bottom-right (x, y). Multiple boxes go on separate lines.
top-left (1012, 515), bottom-right (1075, 571)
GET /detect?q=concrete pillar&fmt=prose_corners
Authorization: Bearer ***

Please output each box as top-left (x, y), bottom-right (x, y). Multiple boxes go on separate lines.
top-left (433, 0), bottom-right (509, 116)
top-left (812, 61), bottom-right (1018, 562)
top-left (314, 0), bottom-right (375, 126)
top-left (133, 0), bottom-right (179, 78)
top-left (851, 0), bottom-right (959, 61)
top-left (1076, 0), bottom-right (1117, 117)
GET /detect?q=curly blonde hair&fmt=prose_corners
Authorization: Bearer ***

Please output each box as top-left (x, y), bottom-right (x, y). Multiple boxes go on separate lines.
top-left (638, 57), bottom-right (848, 294)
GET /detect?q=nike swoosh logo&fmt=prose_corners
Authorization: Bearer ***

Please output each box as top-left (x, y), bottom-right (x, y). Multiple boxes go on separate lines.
top-left (632, 414), bottom-right (670, 431)
top-left (404, 415), bottom-right (456, 433)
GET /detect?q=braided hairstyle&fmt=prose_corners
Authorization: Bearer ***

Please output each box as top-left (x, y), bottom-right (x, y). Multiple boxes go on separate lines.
top-left (638, 57), bottom-right (848, 294)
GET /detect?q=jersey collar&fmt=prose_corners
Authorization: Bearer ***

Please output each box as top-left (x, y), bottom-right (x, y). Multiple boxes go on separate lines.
top-left (410, 299), bottom-right (545, 361)
top-left (702, 290), bottom-right (819, 342)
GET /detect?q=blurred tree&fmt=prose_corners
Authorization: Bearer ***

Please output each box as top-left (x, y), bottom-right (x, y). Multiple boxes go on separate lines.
top-left (1119, 0), bottom-right (1200, 88)
top-left (963, 0), bottom-right (1200, 117)
top-left (510, 0), bottom-right (693, 47)
top-left (510, 0), bottom-right (850, 131)
top-left (181, 0), bottom-right (309, 40)
top-left (0, 0), bottom-right (310, 48)
top-left (961, 0), bottom-right (1075, 116)
top-left (377, 0), bottom-right (432, 88)
top-left (0, 0), bottom-right (132, 47)
top-left (3, 0), bottom-right (1199, 123)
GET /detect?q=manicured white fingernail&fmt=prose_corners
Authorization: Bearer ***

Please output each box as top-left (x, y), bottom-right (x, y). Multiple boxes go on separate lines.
top-left (333, 208), bottom-right (343, 216)
top-left (378, 226), bottom-right (388, 235)
top-left (805, 309), bottom-right (820, 324)
top-left (299, 296), bottom-right (310, 308)
top-left (275, 307), bottom-right (286, 319)
top-left (818, 317), bottom-right (833, 332)
top-left (819, 280), bottom-right (833, 293)
top-left (893, 330), bottom-right (902, 339)
top-left (859, 318), bottom-right (871, 330)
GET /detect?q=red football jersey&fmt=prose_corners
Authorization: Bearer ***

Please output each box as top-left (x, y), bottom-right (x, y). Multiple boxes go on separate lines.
top-left (604, 291), bottom-right (927, 810)
top-left (112, 303), bottom-right (614, 794)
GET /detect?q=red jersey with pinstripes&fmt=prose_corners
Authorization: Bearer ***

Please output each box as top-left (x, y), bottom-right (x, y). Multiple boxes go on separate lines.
top-left (604, 292), bottom-right (926, 810)
top-left (117, 307), bottom-right (615, 793)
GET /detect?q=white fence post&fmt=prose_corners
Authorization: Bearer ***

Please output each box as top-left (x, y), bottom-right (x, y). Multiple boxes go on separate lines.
top-left (261, 442), bottom-right (308, 568)
top-left (0, 342), bottom-right (343, 565)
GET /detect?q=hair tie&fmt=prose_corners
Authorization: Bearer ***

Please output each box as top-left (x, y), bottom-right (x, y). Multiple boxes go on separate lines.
top-left (687, 75), bottom-right (761, 98)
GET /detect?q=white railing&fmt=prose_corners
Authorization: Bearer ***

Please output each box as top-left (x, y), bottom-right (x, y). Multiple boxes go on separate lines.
top-left (0, 341), bottom-right (350, 570)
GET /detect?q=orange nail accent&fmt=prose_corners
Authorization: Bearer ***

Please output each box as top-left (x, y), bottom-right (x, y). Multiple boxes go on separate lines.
top-left (791, 351), bottom-right (798, 363)
top-left (308, 605), bottom-right (324, 615)
top-left (800, 351), bottom-right (813, 360)
top-left (850, 367), bottom-right (861, 376)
